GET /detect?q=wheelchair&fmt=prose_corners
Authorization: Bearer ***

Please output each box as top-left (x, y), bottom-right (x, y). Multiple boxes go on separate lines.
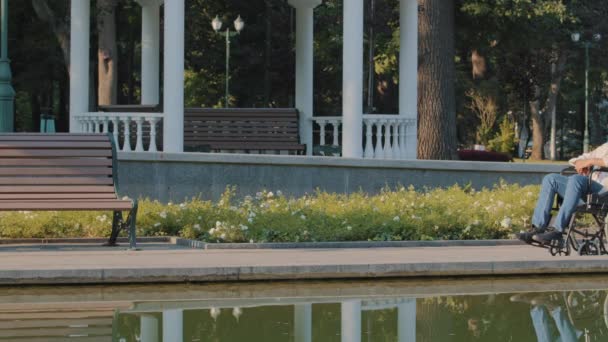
top-left (528, 166), bottom-right (608, 256)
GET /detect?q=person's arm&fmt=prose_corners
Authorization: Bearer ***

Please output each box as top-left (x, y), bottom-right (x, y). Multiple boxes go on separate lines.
top-left (571, 144), bottom-right (608, 175)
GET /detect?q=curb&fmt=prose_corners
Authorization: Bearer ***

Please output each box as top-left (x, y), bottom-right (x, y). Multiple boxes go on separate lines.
top-left (172, 238), bottom-right (525, 249)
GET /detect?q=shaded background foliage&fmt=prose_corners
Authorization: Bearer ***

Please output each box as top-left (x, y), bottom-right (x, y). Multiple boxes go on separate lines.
top-left (8, 0), bottom-right (608, 159)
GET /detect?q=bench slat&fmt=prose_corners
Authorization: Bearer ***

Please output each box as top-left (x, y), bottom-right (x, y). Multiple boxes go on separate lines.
top-left (0, 141), bottom-right (111, 149)
top-left (0, 185), bottom-right (116, 194)
top-left (0, 201), bottom-right (133, 211)
top-left (0, 177), bottom-right (113, 186)
top-left (0, 193), bottom-right (117, 200)
top-left (0, 158), bottom-right (112, 166)
top-left (0, 167), bottom-right (112, 176)
top-left (0, 150), bottom-right (112, 157)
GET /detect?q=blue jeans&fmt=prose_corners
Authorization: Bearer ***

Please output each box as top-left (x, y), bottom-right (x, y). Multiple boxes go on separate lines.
top-left (530, 305), bottom-right (582, 342)
top-left (532, 174), bottom-right (604, 232)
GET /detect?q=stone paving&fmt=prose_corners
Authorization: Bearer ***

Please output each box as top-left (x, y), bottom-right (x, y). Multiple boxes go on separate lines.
top-left (0, 242), bottom-right (607, 285)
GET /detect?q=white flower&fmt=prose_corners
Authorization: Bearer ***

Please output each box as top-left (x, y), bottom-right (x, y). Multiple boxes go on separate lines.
top-left (179, 203), bottom-right (186, 209)
top-left (393, 216), bottom-right (400, 222)
top-left (249, 239), bottom-right (254, 243)
top-left (168, 202), bottom-right (173, 206)
top-left (373, 207), bottom-right (379, 212)
top-left (347, 226), bottom-right (352, 231)
top-left (464, 225), bottom-right (471, 233)
top-left (244, 195), bottom-right (253, 202)
top-left (240, 224), bottom-right (248, 231)
top-left (154, 222), bottom-right (161, 227)
top-left (209, 228), bottom-right (216, 234)
top-left (256, 192), bottom-right (263, 199)
top-left (159, 211), bottom-right (167, 219)
top-left (218, 199), bottom-right (224, 206)
top-left (300, 214), bottom-right (306, 220)
top-left (220, 233), bottom-right (226, 239)
top-left (248, 217), bottom-right (254, 223)
top-left (267, 191), bottom-right (274, 198)
top-left (198, 216), bottom-right (202, 220)
top-left (411, 215), bottom-right (421, 220)
top-left (500, 217), bottom-right (512, 229)
top-left (303, 230), bottom-right (309, 235)
top-left (277, 190), bottom-right (283, 196)
top-left (216, 221), bottom-right (222, 228)
top-left (194, 224), bottom-right (201, 230)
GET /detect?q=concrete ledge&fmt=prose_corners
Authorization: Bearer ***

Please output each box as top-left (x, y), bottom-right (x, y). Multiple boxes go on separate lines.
top-left (0, 245), bottom-right (606, 285)
top-left (120, 151), bottom-right (567, 173)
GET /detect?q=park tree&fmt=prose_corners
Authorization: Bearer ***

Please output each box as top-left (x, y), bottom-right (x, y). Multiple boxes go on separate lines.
top-left (417, 0), bottom-right (458, 159)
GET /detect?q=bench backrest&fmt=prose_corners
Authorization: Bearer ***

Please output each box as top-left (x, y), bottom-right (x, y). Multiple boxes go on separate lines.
top-left (0, 133), bottom-right (119, 200)
top-left (184, 108), bottom-right (304, 151)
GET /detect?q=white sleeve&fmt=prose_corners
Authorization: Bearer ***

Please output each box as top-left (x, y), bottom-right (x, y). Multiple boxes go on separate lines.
top-left (569, 143), bottom-right (608, 167)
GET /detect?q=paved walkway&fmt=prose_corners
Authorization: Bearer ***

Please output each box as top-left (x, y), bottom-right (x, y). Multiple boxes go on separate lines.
top-left (1, 243), bottom-right (608, 285)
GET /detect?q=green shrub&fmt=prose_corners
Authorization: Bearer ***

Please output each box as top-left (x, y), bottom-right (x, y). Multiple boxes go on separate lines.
top-left (0, 183), bottom-right (541, 242)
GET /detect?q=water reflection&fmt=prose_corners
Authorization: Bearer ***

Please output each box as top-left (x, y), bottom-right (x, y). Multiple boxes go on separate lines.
top-left (112, 291), bottom-right (608, 341)
top-left (2, 278), bottom-right (608, 341)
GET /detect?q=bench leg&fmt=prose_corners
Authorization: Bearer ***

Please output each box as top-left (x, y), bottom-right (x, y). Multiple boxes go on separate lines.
top-left (106, 211), bottom-right (124, 246)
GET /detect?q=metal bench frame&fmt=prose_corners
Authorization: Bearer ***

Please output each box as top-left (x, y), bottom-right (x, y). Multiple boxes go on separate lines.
top-left (0, 133), bottom-right (138, 249)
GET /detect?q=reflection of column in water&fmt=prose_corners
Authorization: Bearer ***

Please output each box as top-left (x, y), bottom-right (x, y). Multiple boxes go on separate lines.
top-left (141, 314), bottom-right (159, 342)
top-left (398, 299), bottom-right (417, 342)
top-left (295, 304), bottom-right (312, 342)
top-left (162, 309), bottom-right (183, 342)
top-left (342, 300), bottom-right (362, 342)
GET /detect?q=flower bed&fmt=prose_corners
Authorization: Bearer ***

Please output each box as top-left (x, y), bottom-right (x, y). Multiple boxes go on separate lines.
top-left (0, 182), bottom-right (539, 242)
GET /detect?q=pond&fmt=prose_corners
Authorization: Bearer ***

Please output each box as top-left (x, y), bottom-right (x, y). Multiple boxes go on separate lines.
top-left (2, 275), bottom-right (608, 341)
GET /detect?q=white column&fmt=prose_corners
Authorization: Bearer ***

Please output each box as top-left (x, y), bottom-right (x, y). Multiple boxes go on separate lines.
top-left (141, 314), bottom-right (159, 342)
top-left (342, 0), bottom-right (364, 158)
top-left (341, 300), bottom-right (361, 342)
top-left (138, 0), bottom-right (162, 105)
top-left (399, 0), bottom-right (418, 159)
top-left (294, 304), bottom-right (312, 342)
top-left (69, 0), bottom-right (90, 132)
top-left (288, 0), bottom-right (321, 156)
top-left (162, 309), bottom-right (183, 342)
top-left (397, 299), bottom-right (416, 342)
top-left (163, 0), bottom-right (184, 152)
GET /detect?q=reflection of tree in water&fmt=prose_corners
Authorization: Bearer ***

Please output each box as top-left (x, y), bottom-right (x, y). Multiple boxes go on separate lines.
top-left (417, 294), bottom-right (534, 341)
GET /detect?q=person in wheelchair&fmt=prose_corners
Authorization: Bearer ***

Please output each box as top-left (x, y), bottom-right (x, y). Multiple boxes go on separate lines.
top-left (518, 143), bottom-right (608, 246)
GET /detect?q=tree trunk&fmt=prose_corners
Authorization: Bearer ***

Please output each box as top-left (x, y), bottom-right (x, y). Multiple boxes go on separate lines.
top-left (264, 0), bottom-right (272, 106)
top-left (529, 92), bottom-right (544, 160)
top-left (97, 0), bottom-right (118, 106)
top-left (471, 49), bottom-right (486, 79)
top-left (31, 0), bottom-right (70, 69)
top-left (417, 0), bottom-right (458, 160)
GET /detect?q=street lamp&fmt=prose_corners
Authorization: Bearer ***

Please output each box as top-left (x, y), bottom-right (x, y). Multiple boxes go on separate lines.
top-left (212, 15), bottom-right (245, 108)
top-left (571, 31), bottom-right (601, 153)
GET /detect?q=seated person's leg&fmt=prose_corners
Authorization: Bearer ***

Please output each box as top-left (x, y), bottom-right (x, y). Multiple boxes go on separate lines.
top-left (518, 174), bottom-right (568, 243)
top-left (535, 175), bottom-right (603, 244)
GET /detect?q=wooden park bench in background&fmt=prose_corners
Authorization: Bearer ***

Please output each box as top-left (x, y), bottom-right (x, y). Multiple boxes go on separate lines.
top-left (184, 108), bottom-right (306, 154)
top-left (0, 133), bottom-right (138, 249)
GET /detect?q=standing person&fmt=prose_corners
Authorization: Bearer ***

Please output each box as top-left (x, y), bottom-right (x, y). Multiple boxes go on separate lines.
top-left (518, 143), bottom-right (608, 246)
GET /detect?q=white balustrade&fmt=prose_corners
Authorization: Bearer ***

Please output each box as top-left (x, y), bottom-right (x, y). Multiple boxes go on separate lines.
top-left (74, 112), bottom-right (163, 152)
top-left (312, 115), bottom-right (416, 159)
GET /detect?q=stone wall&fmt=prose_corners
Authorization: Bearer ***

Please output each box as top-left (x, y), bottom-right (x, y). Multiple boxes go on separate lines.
top-left (117, 152), bottom-right (566, 202)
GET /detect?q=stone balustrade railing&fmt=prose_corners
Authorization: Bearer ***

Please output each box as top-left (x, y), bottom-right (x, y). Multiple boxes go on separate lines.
top-left (74, 112), bottom-right (164, 152)
top-left (313, 115), bottom-right (416, 159)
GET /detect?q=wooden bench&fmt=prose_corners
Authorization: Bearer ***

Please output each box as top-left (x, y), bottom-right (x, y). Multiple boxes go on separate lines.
top-left (0, 133), bottom-right (138, 249)
top-left (184, 108), bottom-right (306, 154)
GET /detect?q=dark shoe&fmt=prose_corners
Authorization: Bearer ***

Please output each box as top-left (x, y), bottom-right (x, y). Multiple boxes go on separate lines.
top-left (534, 228), bottom-right (564, 245)
top-left (517, 226), bottom-right (545, 244)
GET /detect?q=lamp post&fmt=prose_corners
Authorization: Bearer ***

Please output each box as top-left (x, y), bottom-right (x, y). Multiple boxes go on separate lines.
top-left (0, 0), bottom-right (14, 132)
top-left (212, 15), bottom-right (244, 108)
top-left (571, 32), bottom-right (601, 153)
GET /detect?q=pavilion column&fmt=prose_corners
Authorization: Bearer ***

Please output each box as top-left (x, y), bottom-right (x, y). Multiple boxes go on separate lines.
top-left (342, 0), bottom-right (364, 158)
top-left (397, 299), bottom-right (416, 342)
top-left (341, 300), bottom-right (361, 342)
top-left (136, 0), bottom-right (163, 105)
top-left (399, 0), bottom-right (418, 159)
top-left (288, 0), bottom-right (321, 156)
top-left (163, 0), bottom-right (184, 152)
top-left (140, 314), bottom-right (159, 342)
top-left (162, 309), bottom-right (183, 342)
top-left (294, 303), bottom-right (312, 342)
top-left (69, 0), bottom-right (90, 132)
